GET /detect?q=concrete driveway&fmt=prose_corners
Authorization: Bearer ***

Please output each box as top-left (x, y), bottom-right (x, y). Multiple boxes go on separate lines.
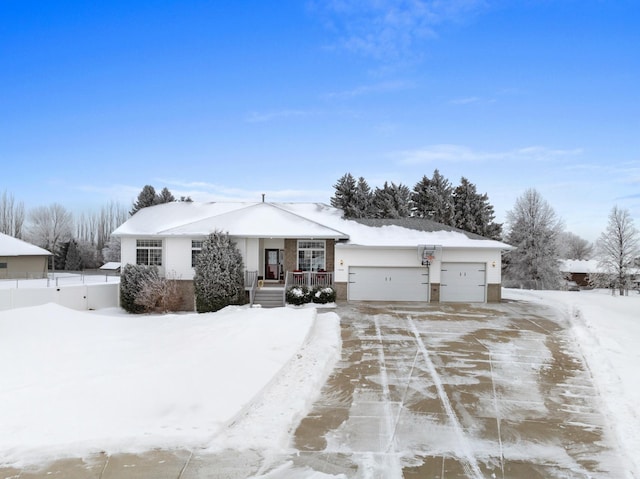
top-left (2, 300), bottom-right (627, 478)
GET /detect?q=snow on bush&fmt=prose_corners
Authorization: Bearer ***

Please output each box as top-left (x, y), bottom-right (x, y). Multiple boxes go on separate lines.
top-left (311, 286), bottom-right (336, 304)
top-left (119, 264), bottom-right (160, 314)
top-left (194, 231), bottom-right (247, 313)
top-left (286, 285), bottom-right (310, 306)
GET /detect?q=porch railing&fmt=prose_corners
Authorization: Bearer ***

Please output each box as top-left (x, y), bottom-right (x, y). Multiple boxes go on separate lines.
top-left (244, 270), bottom-right (258, 305)
top-left (285, 271), bottom-right (334, 288)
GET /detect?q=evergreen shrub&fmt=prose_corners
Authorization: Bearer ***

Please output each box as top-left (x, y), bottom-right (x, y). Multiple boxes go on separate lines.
top-left (286, 285), bottom-right (310, 306)
top-left (194, 231), bottom-right (247, 313)
top-left (311, 286), bottom-right (336, 304)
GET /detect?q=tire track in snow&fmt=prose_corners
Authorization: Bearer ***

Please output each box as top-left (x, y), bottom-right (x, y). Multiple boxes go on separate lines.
top-left (408, 317), bottom-right (484, 479)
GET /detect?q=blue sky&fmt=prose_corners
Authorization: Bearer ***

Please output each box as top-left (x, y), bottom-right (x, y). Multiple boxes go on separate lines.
top-left (1, 0), bottom-right (638, 242)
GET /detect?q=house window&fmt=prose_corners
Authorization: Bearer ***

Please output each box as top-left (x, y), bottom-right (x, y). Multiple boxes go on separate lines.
top-left (297, 240), bottom-right (325, 271)
top-left (0, 262), bottom-right (6, 269)
top-left (192, 240), bottom-right (203, 267)
top-left (136, 239), bottom-right (162, 266)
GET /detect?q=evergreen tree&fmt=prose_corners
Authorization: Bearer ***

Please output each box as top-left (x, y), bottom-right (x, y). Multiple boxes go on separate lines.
top-left (452, 177), bottom-right (501, 239)
top-left (429, 170), bottom-right (455, 225)
top-left (157, 187), bottom-right (176, 204)
top-left (411, 175), bottom-right (432, 218)
top-left (504, 188), bottom-right (564, 289)
top-left (130, 185), bottom-right (157, 215)
top-left (330, 173), bottom-right (358, 217)
top-left (353, 177), bottom-right (373, 218)
top-left (194, 231), bottom-right (246, 312)
top-left (64, 240), bottom-right (83, 271)
top-left (54, 241), bottom-right (70, 270)
top-left (372, 182), bottom-right (411, 218)
top-left (130, 185), bottom-right (177, 215)
top-left (411, 170), bottom-right (455, 224)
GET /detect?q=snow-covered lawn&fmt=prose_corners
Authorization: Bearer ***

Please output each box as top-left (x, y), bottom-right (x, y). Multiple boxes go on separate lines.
top-left (503, 288), bottom-right (640, 476)
top-left (1, 290), bottom-right (638, 477)
top-left (0, 303), bottom-right (341, 468)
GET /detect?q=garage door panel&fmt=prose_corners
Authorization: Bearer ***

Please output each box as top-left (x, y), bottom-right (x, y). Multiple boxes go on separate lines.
top-left (441, 262), bottom-right (486, 302)
top-left (348, 267), bottom-right (429, 301)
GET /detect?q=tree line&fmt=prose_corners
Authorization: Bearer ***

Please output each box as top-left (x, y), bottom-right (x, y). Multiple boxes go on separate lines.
top-left (0, 185), bottom-right (186, 272)
top-left (330, 170), bottom-right (503, 239)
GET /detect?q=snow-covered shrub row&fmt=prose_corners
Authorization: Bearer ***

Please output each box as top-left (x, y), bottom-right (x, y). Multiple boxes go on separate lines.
top-left (286, 285), bottom-right (336, 306)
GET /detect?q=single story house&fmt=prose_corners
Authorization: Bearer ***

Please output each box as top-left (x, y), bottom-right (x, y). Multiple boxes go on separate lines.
top-left (559, 259), bottom-right (602, 287)
top-left (0, 232), bottom-right (52, 280)
top-left (112, 201), bottom-right (513, 308)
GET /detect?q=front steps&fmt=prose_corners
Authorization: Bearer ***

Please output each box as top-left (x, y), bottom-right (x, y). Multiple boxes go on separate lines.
top-left (253, 287), bottom-right (285, 308)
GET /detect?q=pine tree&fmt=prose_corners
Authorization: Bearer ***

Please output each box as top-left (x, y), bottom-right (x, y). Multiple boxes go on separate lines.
top-left (411, 175), bottom-right (432, 218)
top-left (194, 231), bottom-right (246, 312)
top-left (372, 182), bottom-right (411, 218)
top-left (157, 187), bottom-right (176, 204)
top-left (429, 170), bottom-right (455, 225)
top-left (330, 173), bottom-right (358, 217)
top-left (64, 240), bottom-right (83, 271)
top-left (130, 185), bottom-right (157, 216)
top-left (353, 177), bottom-right (373, 218)
top-left (412, 170), bottom-right (455, 224)
top-left (504, 188), bottom-right (564, 289)
top-left (452, 177), bottom-right (501, 238)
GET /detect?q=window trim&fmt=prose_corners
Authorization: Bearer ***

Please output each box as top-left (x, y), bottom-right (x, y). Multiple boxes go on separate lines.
top-left (191, 240), bottom-right (204, 268)
top-left (297, 240), bottom-right (326, 272)
top-left (136, 239), bottom-right (163, 266)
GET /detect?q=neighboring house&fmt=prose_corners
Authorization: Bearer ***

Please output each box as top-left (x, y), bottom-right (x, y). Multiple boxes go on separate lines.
top-left (0, 232), bottom-right (52, 280)
top-left (112, 201), bottom-right (513, 308)
top-left (559, 259), bottom-right (603, 287)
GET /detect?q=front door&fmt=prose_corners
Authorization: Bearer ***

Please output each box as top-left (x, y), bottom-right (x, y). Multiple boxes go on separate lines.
top-left (265, 249), bottom-right (283, 281)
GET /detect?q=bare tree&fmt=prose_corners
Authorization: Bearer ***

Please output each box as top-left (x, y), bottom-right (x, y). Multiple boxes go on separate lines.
top-left (596, 206), bottom-right (640, 295)
top-left (0, 190), bottom-right (26, 238)
top-left (26, 204), bottom-right (74, 265)
top-left (557, 231), bottom-right (593, 259)
top-left (504, 188), bottom-right (564, 289)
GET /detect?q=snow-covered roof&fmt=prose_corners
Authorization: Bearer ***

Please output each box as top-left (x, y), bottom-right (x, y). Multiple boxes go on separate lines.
top-left (99, 262), bottom-right (121, 271)
top-left (0, 233), bottom-right (51, 257)
top-left (112, 201), bottom-right (513, 250)
top-left (559, 259), bottom-right (603, 274)
top-left (113, 202), bottom-right (349, 239)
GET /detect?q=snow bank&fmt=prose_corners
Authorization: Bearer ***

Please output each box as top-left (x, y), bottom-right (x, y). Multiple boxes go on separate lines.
top-left (503, 288), bottom-right (640, 477)
top-left (0, 303), bottom-right (341, 468)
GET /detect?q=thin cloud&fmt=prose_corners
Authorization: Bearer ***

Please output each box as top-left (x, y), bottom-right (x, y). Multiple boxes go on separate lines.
top-left (245, 109), bottom-right (319, 123)
top-left (312, 0), bottom-right (487, 62)
top-left (155, 180), bottom-right (331, 203)
top-left (324, 80), bottom-right (413, 100)
top-left (396, 144), bottom-right (583, 165)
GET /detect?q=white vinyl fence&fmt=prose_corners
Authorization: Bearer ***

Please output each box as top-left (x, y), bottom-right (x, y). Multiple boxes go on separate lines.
top-left (0, 273), bottom-right (120, 311)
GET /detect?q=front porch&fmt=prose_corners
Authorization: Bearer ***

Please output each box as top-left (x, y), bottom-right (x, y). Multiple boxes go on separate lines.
top-left (245, 270), bottom-right (335, 308)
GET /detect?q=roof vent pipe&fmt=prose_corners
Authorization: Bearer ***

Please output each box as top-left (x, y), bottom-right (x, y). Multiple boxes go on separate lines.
top-left (262, 193), bottom-right (265, 203)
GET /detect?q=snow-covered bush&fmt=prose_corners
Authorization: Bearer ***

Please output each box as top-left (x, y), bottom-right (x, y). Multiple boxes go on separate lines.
top-left (311, 286), bottom-right (336, 304)
top-left (194, 231), bottom-right (247, 313)
top-left (135, 274), bottom-right (183, 313)
top-left (120, 264), bottom-right (160, 314)
top-left (286, 285), bottom-right (311, 306)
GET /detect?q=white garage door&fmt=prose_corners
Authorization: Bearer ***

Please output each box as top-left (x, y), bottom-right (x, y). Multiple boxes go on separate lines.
top-left (440, 262), bottom-right (486, 302)
top-left (348, 267), bottom-right (430, 301)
